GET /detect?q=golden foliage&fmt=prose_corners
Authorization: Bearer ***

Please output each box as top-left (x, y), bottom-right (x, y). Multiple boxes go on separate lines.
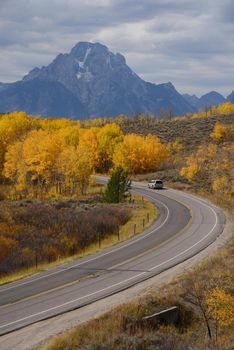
top-left (190, 102), bottom-right (234, 119)
top-left (181, 144), bottom-right (216, 182)
top-left (0, 111), bottom-right (39, 174)
top-left (57, 143), bottom-right (93, 195)
top-left (4, 130), bottom-right (64, 194)
top-left (1, 113), bottom-right (170, 198)
top-left (180, 141), bottom-right (234, 203)
top-left (181, 161), bottom-right (200, 182)
top-left (2, 110), bottom-right (232, 202)
top-left (95, 123), bottom-right (124, 172)
top-left (40, 118), bottom-right (76, 131)
top-left (211, 122), bottom-right (234, 142)
top-left (113, 134), bottom-right (168, 174)
top-left (215, 102), bottom-right (234, 115)
top-left (206, 287), bottom-right (234, 328)
top-left (212, 176), bottom-right (233, 197)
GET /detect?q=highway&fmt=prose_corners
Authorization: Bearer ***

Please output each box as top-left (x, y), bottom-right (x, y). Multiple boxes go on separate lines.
top-left (0, 182), bottom-right (225, 336)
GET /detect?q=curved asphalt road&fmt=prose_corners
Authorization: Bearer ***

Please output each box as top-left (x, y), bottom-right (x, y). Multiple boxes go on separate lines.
top-left (0, 181), bottom-right (225, 335)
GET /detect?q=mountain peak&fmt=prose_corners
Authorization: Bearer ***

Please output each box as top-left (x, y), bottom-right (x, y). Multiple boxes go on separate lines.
top-left (227, 90), bottom-right (234, 103)
top-left (201, 90), bottom-right (224, 98)
top-left (183, 91), bottom-right (226, 110)
top-left (163, 82), bottom-right (175, 90)
top-left (71, 41), bottom-right (107, 52)
top-left (70, 41), bottom-right (126, 67)
top-left (23, 67), bottom-right (41, 81)
top-left (0, 41), bottom-right (198, 118)
top-left (200, 91), bottom-right (225, 107)
top-left (70, 42), bottom-right (107, 59)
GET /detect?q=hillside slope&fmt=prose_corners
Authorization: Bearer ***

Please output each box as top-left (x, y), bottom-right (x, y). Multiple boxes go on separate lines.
top-left (121, 113), bottom-right (234, 151)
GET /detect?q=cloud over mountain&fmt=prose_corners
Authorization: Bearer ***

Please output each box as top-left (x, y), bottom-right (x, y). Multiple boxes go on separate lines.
top-left (0, 0), bottom-right (233, 96)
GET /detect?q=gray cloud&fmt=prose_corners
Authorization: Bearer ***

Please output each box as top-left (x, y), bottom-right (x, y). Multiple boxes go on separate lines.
top-left (0, 0), bottom-right (233, 96)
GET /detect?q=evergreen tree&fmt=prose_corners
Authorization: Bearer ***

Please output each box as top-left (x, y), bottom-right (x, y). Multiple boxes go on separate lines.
top-left (104, 167), bottom-right (131, 203)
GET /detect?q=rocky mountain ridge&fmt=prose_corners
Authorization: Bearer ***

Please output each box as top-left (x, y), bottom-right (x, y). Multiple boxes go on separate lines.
top-left (183, 90), bottom-right (233, 110)
top-left (0, 42), bottom-right (232, 119)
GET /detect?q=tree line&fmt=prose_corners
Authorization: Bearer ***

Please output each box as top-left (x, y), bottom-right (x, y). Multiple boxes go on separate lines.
top-left (0, 112), bottom-right (169, 199)
top-left (0, 110), bottom-right (233, 202)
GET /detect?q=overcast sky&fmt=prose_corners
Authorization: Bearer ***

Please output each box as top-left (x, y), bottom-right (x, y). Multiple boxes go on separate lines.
top-left (0, 0), bottom-right (233, 96)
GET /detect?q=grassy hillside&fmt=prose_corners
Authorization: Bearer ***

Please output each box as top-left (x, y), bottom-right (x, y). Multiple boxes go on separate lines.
top-left (121, 114), bottom-right (234, 152)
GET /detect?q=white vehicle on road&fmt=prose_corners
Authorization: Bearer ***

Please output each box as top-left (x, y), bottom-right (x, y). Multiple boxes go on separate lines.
top-left (148, 179), bottom-right (164, 189)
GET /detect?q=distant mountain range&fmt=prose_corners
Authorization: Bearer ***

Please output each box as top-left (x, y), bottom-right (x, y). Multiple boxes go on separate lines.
top-left (0, 42), bottom-right (233, 119)
top-left (183, 91), bottom-right (234, 110)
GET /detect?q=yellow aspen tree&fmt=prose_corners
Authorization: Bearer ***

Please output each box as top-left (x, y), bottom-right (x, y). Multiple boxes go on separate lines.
top-left (58, 144), bottom-right (93, 195)
top-left (76, 142), bottom-right (94, 194)
top-left (57, 125), bottom-right (81, 147)
top-left (206, 287), bottom-right (234, 340)
top-left (211, 122), bottom-right (229, 142)
top-left (180, 160), bottom-right (200, 181)
top-left (40, 118), bottom-right (75, 131)
top-left (96, 123), bottom-right (123, 172)
top-left (0, 112), bottom-right (39, 177)
top-left (78, 128), bottom-right (100, 169)
top-left (216, 102), bottom-right (234, 115)
top-left (4, 130), bottom-right (64, 195)
top-left (3, 140), bottom-right (27, 191)
top-left (22, 130), bottom-right (63, 190)
top-left (113, 133), bottom-right (168, 174)
top-left (145, 134), bottom-right (169, 171)
top-left (0, 121), bottom-right (15, 175)
top-left (113, 134), bottom-right (142, 173)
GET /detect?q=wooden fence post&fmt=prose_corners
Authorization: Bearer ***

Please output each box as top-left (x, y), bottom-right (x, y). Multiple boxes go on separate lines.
top-left (134, 224), bottom-right (136, 235)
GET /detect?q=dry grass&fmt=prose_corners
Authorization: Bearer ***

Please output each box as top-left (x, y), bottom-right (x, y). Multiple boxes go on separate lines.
top-left (121, 114), bottom-right (234, 151)
top-left (0, 196), bottom-right (157, 286)
top-left (118, 196), bottom-right (156, 239)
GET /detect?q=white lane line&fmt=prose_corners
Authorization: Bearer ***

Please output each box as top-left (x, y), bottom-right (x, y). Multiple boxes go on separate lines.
top-left (0, 271), bottom-right (146, 330)
top-left (170, 188), bottom-right (220, 212)
top-left (149, 201), bottom-right (218, 271)
top-left (0, 191), bottom-right (219, 331)
top-left (0, 192), bottom-right (170, 292)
